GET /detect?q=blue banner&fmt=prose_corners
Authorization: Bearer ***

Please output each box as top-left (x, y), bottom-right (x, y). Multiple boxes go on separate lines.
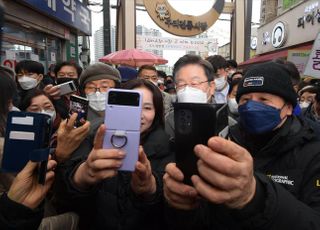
top-left (22, 0), bottom-right (91, 35)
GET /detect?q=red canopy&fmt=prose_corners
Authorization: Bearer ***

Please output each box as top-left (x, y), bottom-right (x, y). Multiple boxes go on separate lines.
top-left (99, 48), bottom-right (168, 67)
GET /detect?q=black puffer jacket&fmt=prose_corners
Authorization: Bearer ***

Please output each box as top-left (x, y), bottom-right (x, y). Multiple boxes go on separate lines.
top-left (166, 116), bottom-right (320, 230)
top-left (0, 193), bottom-right (43, 230)
top-left (56, 119), bottom-right (174, 230)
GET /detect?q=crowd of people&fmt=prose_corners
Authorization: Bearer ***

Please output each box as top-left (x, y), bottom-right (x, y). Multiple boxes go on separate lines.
top-left (0, 53), bottom-right (320, 230)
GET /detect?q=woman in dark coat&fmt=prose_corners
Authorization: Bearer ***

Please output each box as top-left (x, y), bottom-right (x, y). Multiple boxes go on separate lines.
top-left (56, 79), bottom-right (173, 230)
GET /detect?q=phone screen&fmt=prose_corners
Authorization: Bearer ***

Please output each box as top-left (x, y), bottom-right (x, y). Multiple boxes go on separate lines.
top-left (108, 91), bottom-right (140, 106)
top-left (69, 95), bottom-right (89, 127)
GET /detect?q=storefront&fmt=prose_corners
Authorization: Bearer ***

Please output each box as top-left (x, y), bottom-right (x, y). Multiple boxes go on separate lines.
top-left (240, 0), bottom-right (320, 73)
top-left (2, 0), bottom-right (91, 72)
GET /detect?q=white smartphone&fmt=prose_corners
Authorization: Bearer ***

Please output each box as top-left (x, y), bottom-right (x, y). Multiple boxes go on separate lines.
top-left (55, 81), bottom-right (77, 95)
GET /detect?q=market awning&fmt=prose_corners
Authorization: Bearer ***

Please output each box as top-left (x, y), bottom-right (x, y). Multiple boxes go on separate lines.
top-left (239, 43), bottom-right (313, 67)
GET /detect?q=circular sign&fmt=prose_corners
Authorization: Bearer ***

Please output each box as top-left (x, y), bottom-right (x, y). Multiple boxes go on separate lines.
top-left (144, 0), bottom-right (225, 37)
top-left (250, 37), bottom-right (257, 50)
top-left (271, 21), bottom-right (287, 48)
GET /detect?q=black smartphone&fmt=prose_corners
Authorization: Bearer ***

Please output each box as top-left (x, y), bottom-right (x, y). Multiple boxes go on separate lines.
top-left (174, 103), bottom-right (228, 185)
top-left (69, 95), bottom-right (89, 127)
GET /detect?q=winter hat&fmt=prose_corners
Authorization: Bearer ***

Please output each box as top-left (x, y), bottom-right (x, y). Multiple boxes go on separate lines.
top-left (80, 63), bottom-right (121, 88)
top-left (236, 62), bottom-right (297, 107)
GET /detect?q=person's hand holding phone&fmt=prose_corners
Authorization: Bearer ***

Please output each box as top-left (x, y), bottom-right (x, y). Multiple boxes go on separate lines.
top-left (163, 163), bottom-right (199, 210)
top-left (54, 113), bottom-right (90, 163)
top-left (43, 84), bottom-right (61, 100)
top-left (73, 124), bottom-right (126, 190)
top-left (191, 137), bottom-right (256, 209)
top-left (131, 146), bottom-right (156, 196)
top-left (7, 157), bottom-right (56, 209)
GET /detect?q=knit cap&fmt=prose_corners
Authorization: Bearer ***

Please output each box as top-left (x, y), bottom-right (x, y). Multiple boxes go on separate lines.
top-left (80, 63), bottom-right (121, 88)
top-left (236, 62), bottom-right (297, 106)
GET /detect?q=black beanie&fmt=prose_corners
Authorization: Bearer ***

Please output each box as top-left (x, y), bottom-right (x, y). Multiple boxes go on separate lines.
top-left (236, 62), bottom-right (297, 107)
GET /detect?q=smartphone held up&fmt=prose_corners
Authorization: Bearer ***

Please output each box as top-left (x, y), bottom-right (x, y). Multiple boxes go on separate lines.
top-left (55, 80), bottom-right (77, 96)
top-left (174, 103), bottom-right (228, 185)
top-left (69, 95), bottom-right (89, 127)
top-left (1, 111), bottom-right (53, 184)
top-left (103, 89), bottom-right (143, 172)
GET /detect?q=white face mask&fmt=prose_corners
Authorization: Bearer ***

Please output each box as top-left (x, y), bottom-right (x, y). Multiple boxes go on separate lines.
top-left (87, 92), bottom-right (106, 111)
top-left (157, 79), bottom-right (164, 85)
top-left (214, 77), bottom-right (227, 91)
top-left (170, 94), bottom-right (177, 103)
top-left (177, 86), bottom-right (208, 103)
top-left (228, 98), bottom-right (239, 115)
top-left (18, 76), bottom-right (39, 90)
top-left (299, 101), bottom-right (310, 109)
top-left (40, 109), bottom-right (56, 122)
top-left (151, 80), bottom-right (158, 86)
top-left (9, 105), bottom-right (20, 112)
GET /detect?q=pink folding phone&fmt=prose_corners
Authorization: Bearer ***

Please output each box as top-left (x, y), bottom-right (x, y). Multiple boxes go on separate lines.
top-left (103, 89), bottom-right (142, 171)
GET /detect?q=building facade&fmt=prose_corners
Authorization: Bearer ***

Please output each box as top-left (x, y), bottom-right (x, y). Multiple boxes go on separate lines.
top-left (241, 0), bottom-right (318, 75)
top-left (94, 26), bottom-right (104, 63)
top-left (2, 0), bottom-right (91, 72)
top-left (136, 25), bottom-right (163, 57)
top-left (94, 25), bottom-right (116, 63)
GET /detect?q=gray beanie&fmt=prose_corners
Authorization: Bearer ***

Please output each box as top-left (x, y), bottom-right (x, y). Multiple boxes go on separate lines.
top-left (79, 63), bottom-right (121, 88)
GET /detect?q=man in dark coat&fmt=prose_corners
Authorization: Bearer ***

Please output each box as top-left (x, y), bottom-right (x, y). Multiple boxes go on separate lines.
top-left (163, 62), bottom-right (320, 229)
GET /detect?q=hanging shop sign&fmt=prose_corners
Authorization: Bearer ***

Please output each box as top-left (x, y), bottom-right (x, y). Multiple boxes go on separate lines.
top-left (271, 21), bottom-right (287, 48)
top-left (287, 50), bottom-right (310, 74)
top-left (22, 0), bottom-right (91, 35)
top-left (250, 37), bottom-right (257, 50)
top-left (304, 32), bottom-right (320, 78)
top-left (143, 0), bottom-right (225, 37)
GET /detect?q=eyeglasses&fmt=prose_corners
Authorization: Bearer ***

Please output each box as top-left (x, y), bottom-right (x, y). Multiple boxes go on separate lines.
top-left (57, 72), bottom-right (77, 78)
top-left (85, 86), bottom-right (110, 94)
top-left (176, 80), bottom-right (209, 90)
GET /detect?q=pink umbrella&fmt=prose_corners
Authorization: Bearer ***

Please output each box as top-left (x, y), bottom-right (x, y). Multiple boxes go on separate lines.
top-left (99, 48), bottom-right (168, 67)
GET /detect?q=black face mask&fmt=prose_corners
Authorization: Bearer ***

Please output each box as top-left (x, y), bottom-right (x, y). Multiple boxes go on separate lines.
top-left (56, 78), bottom-right (79, 88)
top-left (166, 79), bottom-right (173, 84)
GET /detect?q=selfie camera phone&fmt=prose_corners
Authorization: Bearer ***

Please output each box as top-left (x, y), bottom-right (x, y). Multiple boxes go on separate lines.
top-left (69, 95), bottom-right (89, 127)
top-left (56, 80), bottom-right (77, 95)
top-left (103, 89), bottom-right (142, 172)
top-left (174, 103), bottom-right (228, 185)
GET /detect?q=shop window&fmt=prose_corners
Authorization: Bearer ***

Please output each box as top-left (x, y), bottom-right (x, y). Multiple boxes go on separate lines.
top-left (2, 23), bottom-right (62, 72)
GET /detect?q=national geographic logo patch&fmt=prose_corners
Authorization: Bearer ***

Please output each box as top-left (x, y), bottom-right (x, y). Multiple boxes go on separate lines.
top-left (267, 174), bottom-right (294, 186)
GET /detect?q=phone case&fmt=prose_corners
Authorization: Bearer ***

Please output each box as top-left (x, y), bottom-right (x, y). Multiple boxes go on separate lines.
top-left (103, 89), bottom-right (142, 172)
top-left (58, 81), bottom-right (77, 95)
top-left (1, 111), bottom-right (52, 174)
top-left (174, 103), bottom-right (228, 185)
top-left (69, 95), bottom-right (89, 127)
